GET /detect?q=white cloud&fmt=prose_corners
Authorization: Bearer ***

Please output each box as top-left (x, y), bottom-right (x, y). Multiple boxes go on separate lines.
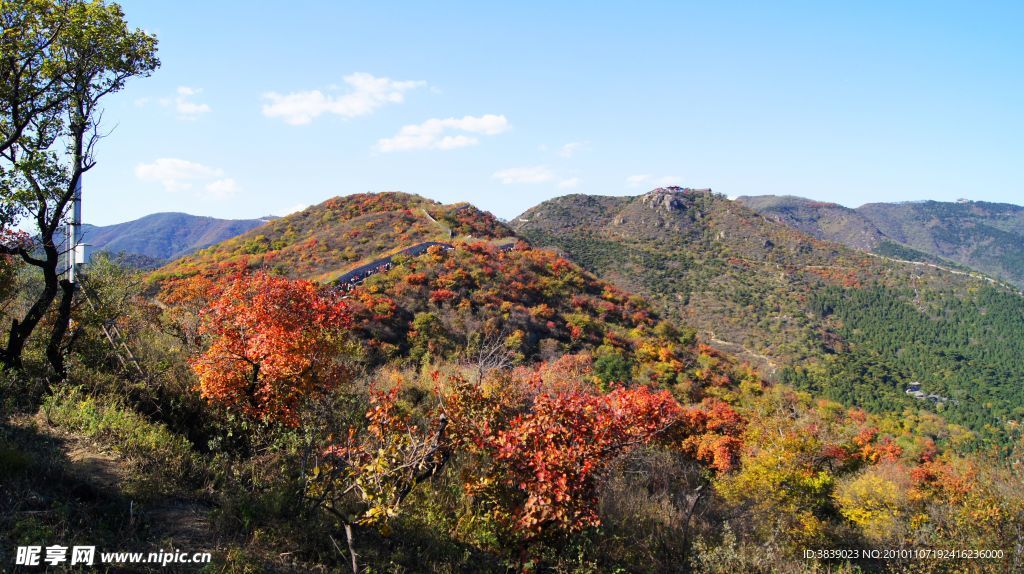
top-left (377, 114), bottom-right (509, 152)
top-left (135, 158), bottom-right (237, 200)
top-left (173, 86), bottom-right (211, 119)
top-left (262, 72), bottom-right (425, 125)
top-left (155, 86), bottom-right (211, 120)
top-left (558, 141), bottom-right (587, 158)
top-left (137, 87), bottom-right (211, 120)
top-left (205, 178), bottom-right (239, 199)
top-left (557, 177), bottom-right (580, 189)
top-left (492, 166), bottom-right (555, 185)
top-left (626, 174), bottom-right (681, 188)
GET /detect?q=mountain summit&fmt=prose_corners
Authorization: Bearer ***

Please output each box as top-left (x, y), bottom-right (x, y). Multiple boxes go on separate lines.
top-left (152, 192), bottom-right (513, 284)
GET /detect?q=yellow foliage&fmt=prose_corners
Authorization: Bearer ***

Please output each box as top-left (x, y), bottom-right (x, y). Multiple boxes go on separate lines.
top-left (834, 467), bottom-right (907, 541)
top-left (714, 429), bottom-right (834, 547)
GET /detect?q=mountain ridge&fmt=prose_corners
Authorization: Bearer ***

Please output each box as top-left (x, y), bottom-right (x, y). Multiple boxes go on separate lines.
top-left (737, 194), bottom-right (1024, 287)
top-left (151, 191), bottom-right (514, 285)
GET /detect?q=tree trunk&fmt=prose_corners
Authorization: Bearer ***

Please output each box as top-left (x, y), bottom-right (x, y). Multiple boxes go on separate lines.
top-left (45, 278), bottom-right (75, 379)
top-left (2, 244), bottom-right (60, 372)
top-left (344, 522), bottom-right (359, 574)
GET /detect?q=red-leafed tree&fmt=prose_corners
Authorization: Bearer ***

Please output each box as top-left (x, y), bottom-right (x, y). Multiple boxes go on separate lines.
top-left (190, 272), bottom-right (351, 426)
top-left (443, 368), bottom-right (745, 537)
top-left (486, 387), bottom-right (688, 533)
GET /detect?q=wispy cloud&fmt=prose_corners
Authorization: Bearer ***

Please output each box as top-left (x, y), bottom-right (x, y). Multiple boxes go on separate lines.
top-left (377, 114), bottom-right (509, 152)
top-left (204, 178), bottom-right (239, 199)
top-left (136, 86), bottom-right (211, 120)
top-left (262, 72), bottom-right (425, 125)
top-left (135, 158), bottom-right (238, 199)
top-left (557, 177), bottom-right (580, 189)
top-left (626, 174), bottom-right (651, 187)
top-left (169, 86), bottom-right (211, 120)
top-left (280, 203), bottom-right (309, 216)
top-left (626, 174), bottom-right (681, 188)
top-left (558, 141), bottom-right (587, 158)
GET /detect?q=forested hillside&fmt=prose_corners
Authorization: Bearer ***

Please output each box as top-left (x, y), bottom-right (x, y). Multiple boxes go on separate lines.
top-left (514, 188), bottom-right (1024, 439)
top-left (860, 200), bottom-right (1024, 288)
top-left (736, 195), bottom-right (886, 251)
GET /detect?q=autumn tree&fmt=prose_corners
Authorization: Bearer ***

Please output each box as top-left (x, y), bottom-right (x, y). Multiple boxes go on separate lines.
top-left (315, 386), bottom-right (450, 573)
top-left (834, 464), bottom-right (911, 542)
top-left (443, 363), bottom-right (745, 540)
top-left (0, 0), bottom-right (159, 378)
top-left (190, 272), bottom-right (352, 426)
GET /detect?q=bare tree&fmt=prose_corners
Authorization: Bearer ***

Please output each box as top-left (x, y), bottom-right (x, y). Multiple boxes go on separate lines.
top-left (465, 322), bottom-right (517, 381)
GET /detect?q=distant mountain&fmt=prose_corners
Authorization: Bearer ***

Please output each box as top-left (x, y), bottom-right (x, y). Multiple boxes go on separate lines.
top-left (735, 195), bottom-right (886, 251)
top-left (81, 212), bottom-right (270, 266)
top-left (737, 195), bottom-right (1024, 288)
top-left (858, 200), bottom-right (1024, 287)
top-left (514, 187), bottom-right (1024, 433)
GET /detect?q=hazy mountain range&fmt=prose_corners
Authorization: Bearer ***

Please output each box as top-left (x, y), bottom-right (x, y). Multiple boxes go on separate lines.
top-left (736, 195), bottom-right (1024, 288)
top-left (97, 195), bottom-right (1024, 289)
top-left (80, 212), bottom-right (272, 267)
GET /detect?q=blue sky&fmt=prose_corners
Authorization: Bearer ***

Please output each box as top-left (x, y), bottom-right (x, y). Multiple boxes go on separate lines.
top-left (86, 1), bottom-right (1023, 225)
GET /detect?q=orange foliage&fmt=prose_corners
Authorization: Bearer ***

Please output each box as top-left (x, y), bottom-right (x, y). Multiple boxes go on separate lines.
top-left (190, 272), bottom-right (351, 425)
top-left (442, 361), bottom-right (745, 536)
top-left (489, 388), bottom-right (687, 532)
top-left (429, 288), bottom-right (457, 303)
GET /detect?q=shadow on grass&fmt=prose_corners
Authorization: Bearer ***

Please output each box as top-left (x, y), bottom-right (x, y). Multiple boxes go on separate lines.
top-left (0, 416), bottom-right (153, 569)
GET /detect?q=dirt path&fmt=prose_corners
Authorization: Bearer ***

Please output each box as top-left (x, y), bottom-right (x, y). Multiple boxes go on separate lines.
top-left (864, 252), bottom-right (1023, 294)
top-left (26, 414), bottom-right (217, 553)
